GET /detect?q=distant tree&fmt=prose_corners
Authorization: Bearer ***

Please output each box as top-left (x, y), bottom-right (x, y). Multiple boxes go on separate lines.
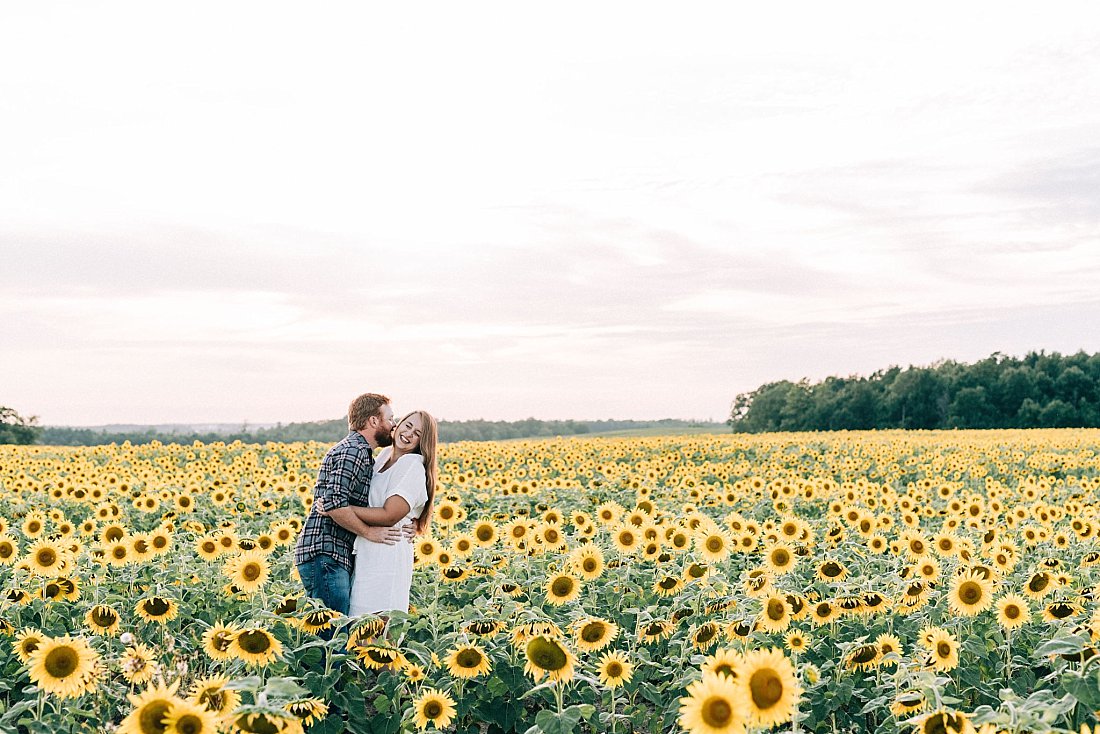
top-left (728, 350), bottom-right (1100, 432)
top-left (0, 406), bottom-right (42, 445)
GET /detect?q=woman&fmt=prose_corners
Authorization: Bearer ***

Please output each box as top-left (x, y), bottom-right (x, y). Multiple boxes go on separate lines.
top-left (327, 410), bottom-right (438, 616)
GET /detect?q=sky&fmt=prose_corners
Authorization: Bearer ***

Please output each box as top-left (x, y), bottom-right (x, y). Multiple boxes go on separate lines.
top-left (2, 2), bottom-right (1099, 426)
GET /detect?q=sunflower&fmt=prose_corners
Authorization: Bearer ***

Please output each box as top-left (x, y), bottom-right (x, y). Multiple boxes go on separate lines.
top-left (229, 627), bottom-right (283, 667)
top-left (596, 650), bottom-right (633, 688)
top-left (757, 596), bottom-right (792, 633)
top-left (735, 647), bottom-right (801, 728)
top-left (296, 608), bottom-right (341, 635)
top-left (573, 617), bottom-right (619, 652)
top-left (815, 559), bottom-right (848, 583)
top-left (844, 643), bottom-right (881, 671)
top-left (188, 675), bottom-right (240, 718)
top-left (924, 629), bottom-right (960, 672)
top-left (678, 672), bottom-right (745, 734)
top-left (354, 643), bottom-right (404, 670)
top-left (570, 545), bottom-right (605, 580)
top-left (764, 543), bottom-right (797, 575)
top-left (136, 596), bottom-right (179, 624)
top-left (545, 573), bottom-right (581, 605)
top-left (702, 648), bottom-right (742, 679)
top-left (224, 550), bottom-right (271, 595)
top-left (613, 525), bottom-right (641, 555)
top-left (809, 601), bottom-right (840, 626)
top-left (162, 699), bottom-right (220, 734)
top-left (890, 689), bottom-right (928, 717)
top-left (875, 633), bottom-right (903, 666)
top-left (118, 681), bottom-right (187, 734)
top-left (524, 635), bottom-right (576, 684)
top-left (784, 631), bottom-right (809, 655)
top-left (510, 621), bottom-right (563, 647)
top-left (949, 570), bottom-right (995, 616)
top-left (654, 575), bottom-right (686, 597)
top-left (196, 536), bottom-right (221, 561)
top-left (202, 622), bottom-right (240, 661)
top-left (25, 539), bottom-right (68, 577)
top-left (284, 699), bottom-right (329, 727)
top-left (120, 642), bottom-right (158, 685)
top-left (1022, 570), bottom-right (1055, 600)
top-left (996, 593), bottom-right (1030, 630)
top-left (911, 709), bottom-right (976, 734)
top-left (0, 535), bottom-right (18, 564)
top-left (697, 531), bottom-right (732, 562)
top-left (412, 687), bottom-right (457, 730)
top-left (472, 519), bottom-right (498, 547)
top-left (85, 604), bottom-right (121, 636)
top-left (232, 712), bottom-right (304, 734)
top-left (28, 635), bottom-right (99, 698)
top-left (445, 643), bottom-right (491, 679)
top-left (691, 622), bottom-right (722, 651)
top-left (639, 619), bottom-right (674, 643)
top-left (13, 627), bottom-right (46, 664)
top-left (1043, 599), bottom-right (1082, 623)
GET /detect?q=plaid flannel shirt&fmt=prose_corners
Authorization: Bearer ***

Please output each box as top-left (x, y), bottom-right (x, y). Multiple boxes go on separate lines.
top-left (294, 431), bottom-right (374, 573)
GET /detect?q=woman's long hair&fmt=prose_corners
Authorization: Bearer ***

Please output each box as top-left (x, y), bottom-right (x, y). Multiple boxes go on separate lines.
top-left (396, 410), bottom-right (438, 534)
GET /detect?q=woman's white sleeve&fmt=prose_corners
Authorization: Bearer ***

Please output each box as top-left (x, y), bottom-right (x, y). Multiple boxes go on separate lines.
top-left (387, 459), bottom-right (428, 512)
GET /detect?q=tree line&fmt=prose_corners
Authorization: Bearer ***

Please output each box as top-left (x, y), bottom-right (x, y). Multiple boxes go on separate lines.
top-left (20, 417), bottom-right (712, 446)
top-left (727, 350), bottom-right (1100, 433)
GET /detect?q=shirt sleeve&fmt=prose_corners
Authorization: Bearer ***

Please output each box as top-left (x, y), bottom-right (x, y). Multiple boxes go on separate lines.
top-left (386, 457), bottom-right (428, 514)
top-left (316, 445), bottom-right (368, 512)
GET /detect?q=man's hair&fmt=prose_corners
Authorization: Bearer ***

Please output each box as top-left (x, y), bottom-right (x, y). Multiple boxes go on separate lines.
top-left (347, 393), bottom-right (390, 431)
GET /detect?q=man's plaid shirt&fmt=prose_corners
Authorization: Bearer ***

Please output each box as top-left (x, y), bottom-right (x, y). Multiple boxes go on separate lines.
top-left (294, 431), bottom-right (374, 573)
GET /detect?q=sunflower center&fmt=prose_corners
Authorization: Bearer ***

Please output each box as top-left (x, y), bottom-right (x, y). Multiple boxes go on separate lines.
top-left (144, 598), bottom-right (170, 616)
top-left (606, 662), bottom-right (623, 677)
top-left (242, 563), bottom-right (262, 581)
top-left (92, 606), bottom-right (118, 625)
top-left (551, 577), bottom-right (575, 596)
top-left (1005, 605), bottom-right (1020, 619)
top-left (701, 696), bottom-right (734, 727)
top-left (853, 646), bottom-right (877, 663)
top-left (425, 701), bottom-right (443, 718)
top-left (456, 649), bottom-right (483, 668)
top-left (37, 549), bottom-right (57, 566)
top-left (767, 600), bottom-right (786, 621)
top-left (238, 630), bottom-right (272, 654)
top-left (176, 714), bottom-right (204, 734)
top-left (749, 670), bottom-right (783, 709)
top-left (44, 646), bottom-right (79, 677)
top-left (821, 562), bottom-right (842, 577)
top-left (527, 637), bottom-right (567, 671)
top-left (959, 582), bottom-right (982, 604)
top-left (139, 701), bottom-right (172, 734)
top-left (1029, 575), bottom-right (1049, 592)
top-left (937, 642), bottom-right (952, 657)
top-left (582, 559), bottom-right (598, 572)
top-left (581, 623), bottom-right (606, 643)
top-left (705, 537), bottom-right (722, 552)
top-left (773, 550), bottom-right (789, 566)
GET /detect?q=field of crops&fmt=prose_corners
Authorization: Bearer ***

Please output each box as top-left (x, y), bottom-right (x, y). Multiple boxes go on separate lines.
top-left (3, 430), bottom-right (1100, 734)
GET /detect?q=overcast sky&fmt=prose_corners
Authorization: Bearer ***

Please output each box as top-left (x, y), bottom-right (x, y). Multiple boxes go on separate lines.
top-left (3, 2), bottom-right (1099, 426)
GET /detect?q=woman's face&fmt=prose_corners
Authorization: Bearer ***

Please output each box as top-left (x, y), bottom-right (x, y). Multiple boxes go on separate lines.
top-left (393, 413), bottom-right (424, 452)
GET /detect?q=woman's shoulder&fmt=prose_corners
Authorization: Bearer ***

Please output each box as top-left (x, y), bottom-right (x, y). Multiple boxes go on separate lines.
top-left (395, 452), bottom-right (426, 469)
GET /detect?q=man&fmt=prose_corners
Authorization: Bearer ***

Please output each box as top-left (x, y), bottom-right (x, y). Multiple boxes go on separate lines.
top-left (294, 392), bottom-right (411, 616)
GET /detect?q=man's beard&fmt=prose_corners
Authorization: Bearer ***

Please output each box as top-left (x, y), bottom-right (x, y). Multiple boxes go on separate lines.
top-left (374, 425), bottom-right (394, 447)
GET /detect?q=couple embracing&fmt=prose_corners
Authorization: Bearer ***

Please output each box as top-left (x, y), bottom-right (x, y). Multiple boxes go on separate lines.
top-left (293, 393), bottom-right (438, 620)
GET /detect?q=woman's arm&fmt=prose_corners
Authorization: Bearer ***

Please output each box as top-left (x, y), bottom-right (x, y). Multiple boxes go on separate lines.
top-left (322, 495), bottom-right (411, 526)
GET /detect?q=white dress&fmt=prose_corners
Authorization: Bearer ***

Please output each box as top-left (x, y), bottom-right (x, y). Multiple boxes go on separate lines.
top-left (348, 448), bottom-right (427, 616)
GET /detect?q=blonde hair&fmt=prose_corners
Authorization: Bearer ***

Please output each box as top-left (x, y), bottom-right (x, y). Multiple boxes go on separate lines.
top-left (395, 410), bottom-right (439, 534)
top-left (347, 393), bottom-right (390, 432)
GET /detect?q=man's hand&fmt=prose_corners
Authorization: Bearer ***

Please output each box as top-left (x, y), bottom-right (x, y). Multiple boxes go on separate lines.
top-left (361, 526), bottom-right (405, 545)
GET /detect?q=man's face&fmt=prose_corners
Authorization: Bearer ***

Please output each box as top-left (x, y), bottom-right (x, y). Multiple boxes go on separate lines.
top-left (373, 404), bottom-right (396, 447)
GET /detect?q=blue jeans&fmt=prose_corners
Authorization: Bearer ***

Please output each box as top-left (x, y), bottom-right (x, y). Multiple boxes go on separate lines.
top-left (297, 554), bottom-right (351, 618)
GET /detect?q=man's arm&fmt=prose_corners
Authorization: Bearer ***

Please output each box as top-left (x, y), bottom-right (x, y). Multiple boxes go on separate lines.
top-left (339, 496), bottom-right (411, 526)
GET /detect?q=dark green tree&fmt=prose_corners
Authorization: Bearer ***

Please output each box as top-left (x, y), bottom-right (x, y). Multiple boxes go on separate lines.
top-left (0, 406), bottom-right (42, 445)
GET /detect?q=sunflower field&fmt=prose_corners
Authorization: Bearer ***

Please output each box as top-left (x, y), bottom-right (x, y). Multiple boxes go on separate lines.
top-left (3, 430), bottom-right (1100, 734)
